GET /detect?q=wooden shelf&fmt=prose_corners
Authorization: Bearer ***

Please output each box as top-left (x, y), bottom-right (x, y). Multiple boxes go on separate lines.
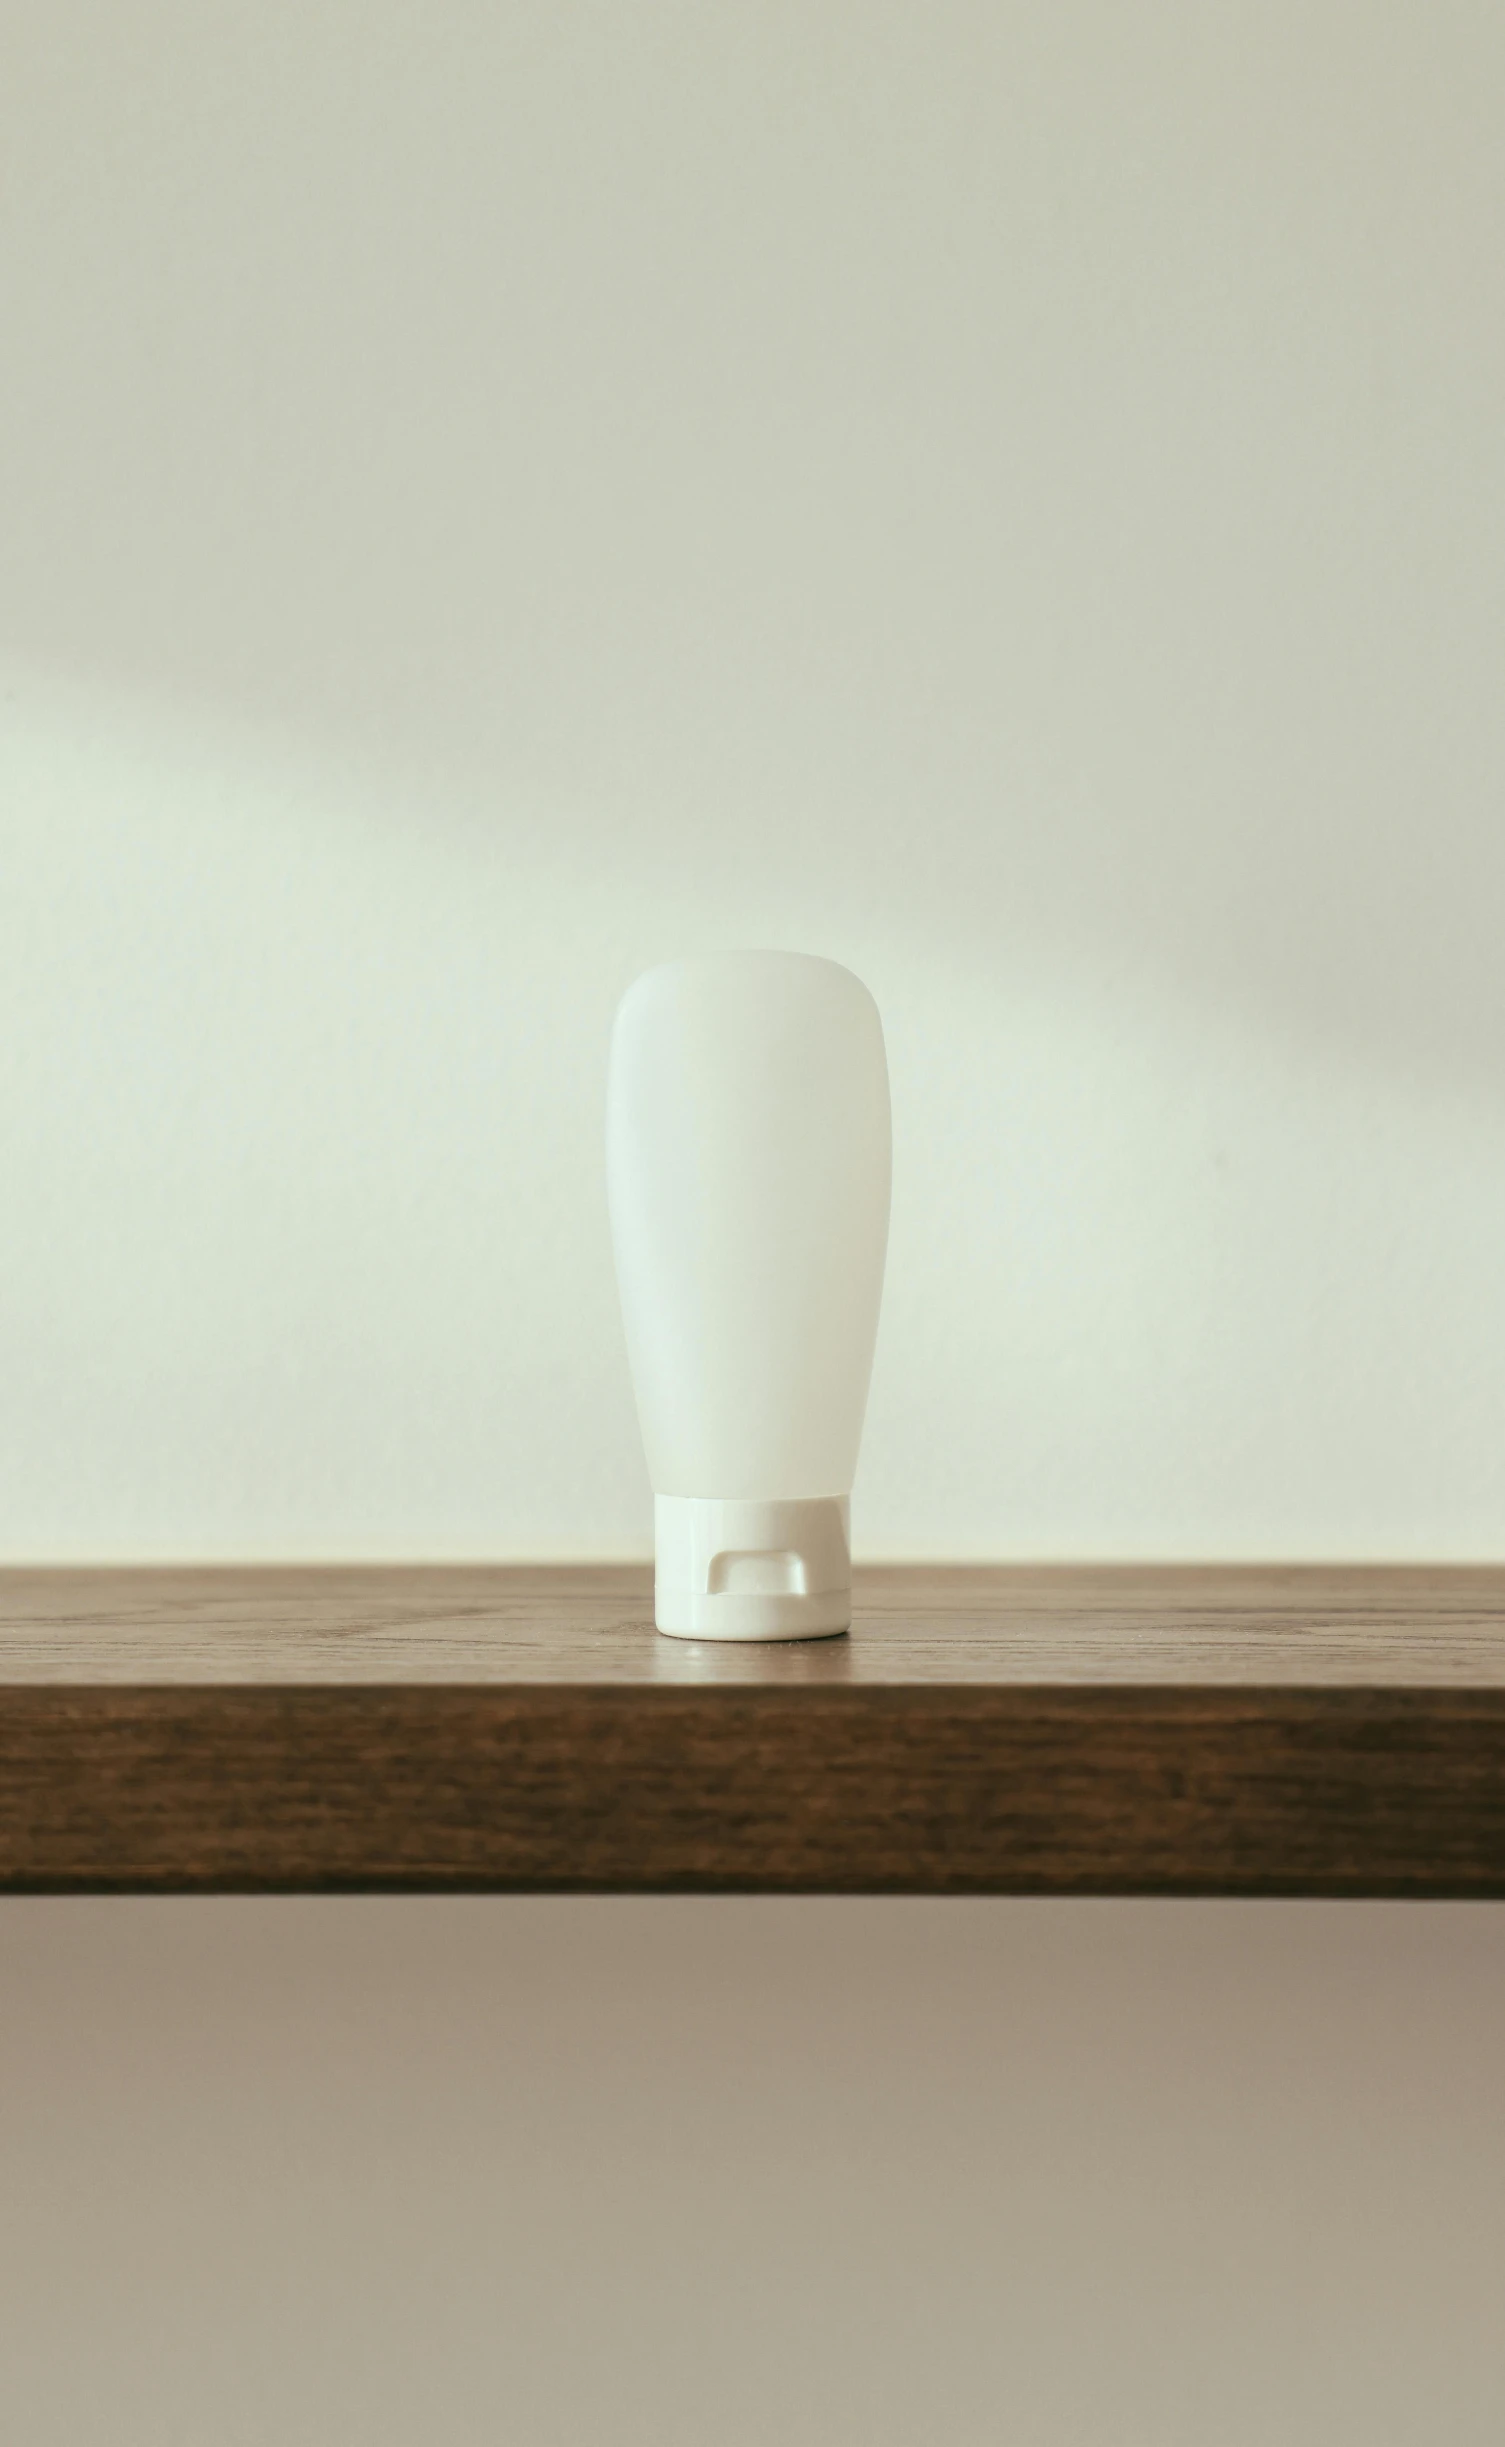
top-left (3, 1565), bottom-right (1503, 1895)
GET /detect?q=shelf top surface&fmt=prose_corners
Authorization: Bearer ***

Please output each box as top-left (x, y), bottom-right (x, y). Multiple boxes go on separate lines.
top-left (2, 1564), bottom-right (1504, 1688)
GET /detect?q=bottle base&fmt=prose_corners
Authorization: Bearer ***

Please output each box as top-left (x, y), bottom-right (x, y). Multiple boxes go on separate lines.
top-left (654, 1494), bottom-right (851, 1642)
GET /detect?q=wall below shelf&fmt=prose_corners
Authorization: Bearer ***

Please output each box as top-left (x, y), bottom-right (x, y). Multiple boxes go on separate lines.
top-left (2, 1564), bottom-right (1503, 1896)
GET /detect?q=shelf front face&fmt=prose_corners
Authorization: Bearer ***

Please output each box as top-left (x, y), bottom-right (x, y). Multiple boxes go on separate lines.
top-left (1, 1566), bottom-right (1503, 1896)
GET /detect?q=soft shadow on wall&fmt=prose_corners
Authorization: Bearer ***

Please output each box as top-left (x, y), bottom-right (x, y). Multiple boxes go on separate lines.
top-left (3, 1), bottom-right (1504, 1558)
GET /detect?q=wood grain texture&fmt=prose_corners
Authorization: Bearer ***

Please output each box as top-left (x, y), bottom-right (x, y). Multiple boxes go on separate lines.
top-left (2, 1566), bottom-right (1503, 1894)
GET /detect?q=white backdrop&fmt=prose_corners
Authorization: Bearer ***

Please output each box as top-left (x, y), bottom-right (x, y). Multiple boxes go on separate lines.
top-left (5, 1), bottom-right (1505, 1561)
top-left (3, 11), bottom-right (1504, 2444)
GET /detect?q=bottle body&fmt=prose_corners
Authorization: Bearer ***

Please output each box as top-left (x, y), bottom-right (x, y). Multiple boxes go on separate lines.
top-left (607, 951), bottom-right (891, 1639)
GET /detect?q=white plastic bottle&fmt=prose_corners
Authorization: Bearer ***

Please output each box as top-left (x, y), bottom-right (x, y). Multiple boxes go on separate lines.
top-left (607, 951), bottom-right (891, 1640)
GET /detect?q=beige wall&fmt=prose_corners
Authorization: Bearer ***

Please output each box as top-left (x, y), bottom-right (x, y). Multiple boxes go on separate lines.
top-left (1, 1900), bottom-right (1502, 2445)
top-left (3, 10), bottom-right (1504, 2441)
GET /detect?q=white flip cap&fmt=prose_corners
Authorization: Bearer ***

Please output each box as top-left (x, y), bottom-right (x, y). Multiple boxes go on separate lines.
top-left (653, 1495), bottom-right (851, 1641)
